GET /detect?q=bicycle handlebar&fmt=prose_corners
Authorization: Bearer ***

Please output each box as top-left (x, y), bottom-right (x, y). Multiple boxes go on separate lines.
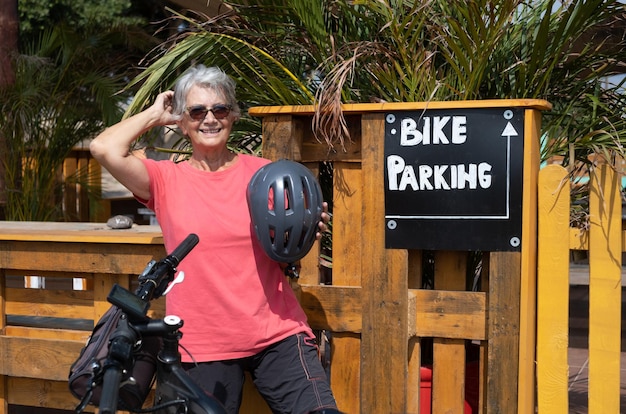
top-left (135, 233), bottom-right (199, 303)
top-left (170, 233), bottom-right (200, 264)
top-left (98, 234), bottom-right (199, 414)
top-left (98, 365), bottom-right (123, 414)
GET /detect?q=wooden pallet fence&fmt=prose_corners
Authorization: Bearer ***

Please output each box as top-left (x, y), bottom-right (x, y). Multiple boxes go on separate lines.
top-left (537, 163), bottom-right (623, 414)
top-left (0, 223), bottom-right (165, 413)
top-left (1, 99), bottom-right (591, 414)
top-left (250, 99), bottom-right (549, 413)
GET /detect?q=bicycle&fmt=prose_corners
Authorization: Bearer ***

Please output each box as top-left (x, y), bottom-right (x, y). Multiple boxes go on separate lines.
top-left (75, 233), bottom-right (227, 414)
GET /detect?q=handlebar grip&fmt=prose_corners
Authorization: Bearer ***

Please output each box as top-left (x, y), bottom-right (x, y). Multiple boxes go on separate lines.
top-left (98, 365), bottom-right (123, 414)
top-left (169, 233), bottom-right (199, 265)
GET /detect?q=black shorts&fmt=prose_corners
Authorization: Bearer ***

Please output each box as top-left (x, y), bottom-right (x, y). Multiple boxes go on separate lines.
top-left (182, 333), bottom-right (338, 414)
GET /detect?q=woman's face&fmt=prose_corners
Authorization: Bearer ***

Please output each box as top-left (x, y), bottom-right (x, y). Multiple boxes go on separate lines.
top-left (178, 84), bottom-right (236, 151)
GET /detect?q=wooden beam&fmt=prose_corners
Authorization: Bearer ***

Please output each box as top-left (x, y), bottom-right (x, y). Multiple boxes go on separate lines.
top-left (299, 285), bottom-right (487, 340)
top-left (360, 112), bottom-right (409, 413)
top-left (0, 240), bottom-right (164, 274)
top-left (0, 336), bottom-right (84, 381)
top-left (536, 164), bottom-right (570, 413)
top-left (485, 252), bottom-right (521, 413)
top-left (413, 290), bottom-right (487, 340)
top-left (299, 285), bottom-right (361, 333)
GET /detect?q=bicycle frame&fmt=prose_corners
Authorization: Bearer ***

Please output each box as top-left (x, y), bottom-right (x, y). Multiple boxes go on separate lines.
top-left (94, 234), bottom-right (227, 414)
top-left (127, 316), bottom-right (226, 414)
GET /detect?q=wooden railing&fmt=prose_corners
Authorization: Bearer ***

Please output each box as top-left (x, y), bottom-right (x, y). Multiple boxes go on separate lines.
top-left (0, 222), bottom-right (165, 413)
top-left (537, 163), bottom-right (623, 414)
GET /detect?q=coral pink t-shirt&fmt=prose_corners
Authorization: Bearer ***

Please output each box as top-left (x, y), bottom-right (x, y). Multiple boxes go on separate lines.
top-left (139, 155), bottom-right (313, 362)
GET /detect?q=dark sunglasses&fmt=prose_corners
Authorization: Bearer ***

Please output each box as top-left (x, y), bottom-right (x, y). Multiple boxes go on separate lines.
top-left (186, 104), bottom-right (233, 121)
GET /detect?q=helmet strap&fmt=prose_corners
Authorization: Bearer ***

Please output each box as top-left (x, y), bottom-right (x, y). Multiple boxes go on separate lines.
top-left (283, 263), bottom-right (300, 279)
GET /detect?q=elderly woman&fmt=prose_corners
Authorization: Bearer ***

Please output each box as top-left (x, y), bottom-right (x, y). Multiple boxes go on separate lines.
top-left (90, 65), bottom-right (338, 414)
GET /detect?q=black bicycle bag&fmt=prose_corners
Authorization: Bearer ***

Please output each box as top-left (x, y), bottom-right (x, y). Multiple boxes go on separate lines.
top-left (68, 306), bottom-right (161, 412)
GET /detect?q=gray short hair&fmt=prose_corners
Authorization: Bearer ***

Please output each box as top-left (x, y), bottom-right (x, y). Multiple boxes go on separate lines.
top-left (172, 65), bottom-right (240, 118)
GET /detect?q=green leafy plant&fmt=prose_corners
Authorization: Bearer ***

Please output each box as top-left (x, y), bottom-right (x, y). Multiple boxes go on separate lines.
top-left (119, 0), bottom-right (625, 261)
top-left (0, 25), bottom-right (144, 220)
top-left (123, 1), bottom-right (625, 161)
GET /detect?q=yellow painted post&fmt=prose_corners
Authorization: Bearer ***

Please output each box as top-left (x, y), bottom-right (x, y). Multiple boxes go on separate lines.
top-left (536, 165), bottom-right (570, 413)
top-left (588, 164), bottom-right (622, 413)
top-left (517, 108), bottom-right (541, 414)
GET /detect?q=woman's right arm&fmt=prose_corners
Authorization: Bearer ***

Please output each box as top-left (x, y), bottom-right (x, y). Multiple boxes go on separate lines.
top-left (90, 91), bottom-right (178, 201)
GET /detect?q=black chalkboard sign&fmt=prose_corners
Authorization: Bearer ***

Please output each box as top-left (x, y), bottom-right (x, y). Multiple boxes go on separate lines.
top-left (384, 107), bottom-right (524, 251)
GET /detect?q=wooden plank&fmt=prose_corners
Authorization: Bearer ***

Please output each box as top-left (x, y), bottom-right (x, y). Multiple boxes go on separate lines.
top-left (0, 375), bottom-right (6, 414)
top-left (0, 221), bottom-right (163, 244)
top-left (360, 112), bottom-right (409, 413)
top-left (0, 269), bottom-right (6, 332)
top-left (297, 286), bottom-right (488, 339)
top-left (6, 314), bottom-right (91, 332)
top-left (479, 253), bottom-right (490, 413)
top-left (570, 227), bottom-right (589, 250)
top-left (299, 285), bottom-right (361, 333)
top-left (486, 252), bottom-right (520, 413)
top-left (330, 161), bottom-right (363, 414)
top-left (5, 288), bottom-right (92, 318)
top-left (5, 326), bottom-right (90, 342)
top-left (4, 269), bottom-right (96, 280)
top-left (536, 165), bottom-right (570, 413)
top-left (407, 336), bottom-right (421, 414)
top-left (7, 376), bottom-right (141, 413)
top-left (0, 230), bottom-right (167, 414)
top-left (63, 156), bottom-right (78, 220)
top-left (0, 240), bottom-right (164, 274)
top-left (8, 377), bottom-right (96, 412)
top-left (518, 107), bottom-right (541, 414)
top-left (0, 336), bottom-right (84, 381)
top-left (332, 162), bottom-right (363, 287)
top-left (588, 164), bottom-right (621, 413)
top-left (260, 114), bottom-right (304, 161)
top-left (300, 117), bottom-right (362, 163)
top-left (78, 155), bottom-right (90, 222)
top-left (298, 162), bottom-right (321, 285)
top-left (0, 268), bottom-right (6, 414)
top-left (327, 332), bottom-right (361, 413)
top-left (432, 250), bottom-right (467, 414)
top-left (249, 99), bottom-right (552, 117)
top-left (387, 251), bottom-right (410, 412)
top-left (89, 153), bottom-right (110, 222)
top-left (93, 273), bottom-right (127, 321)
top-left (413, 290), bottom-right (487, 340)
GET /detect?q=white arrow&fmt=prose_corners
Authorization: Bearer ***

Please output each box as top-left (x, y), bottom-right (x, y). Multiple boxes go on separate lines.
top-left (500, 121), bottom-right (518, 219)
top-left (502, 121), bottom-right (519, 137)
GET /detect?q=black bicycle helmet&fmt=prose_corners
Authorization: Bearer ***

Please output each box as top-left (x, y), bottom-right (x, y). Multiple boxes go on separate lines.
top-left (247, 160), bottom-right (323, 263)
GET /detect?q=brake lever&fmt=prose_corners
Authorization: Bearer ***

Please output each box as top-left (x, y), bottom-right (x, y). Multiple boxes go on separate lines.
top-left (162, 271), bottom-right (185, 295)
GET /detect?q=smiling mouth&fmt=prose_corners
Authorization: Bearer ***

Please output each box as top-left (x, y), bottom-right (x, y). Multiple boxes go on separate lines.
top-left (200, 127), bottom-right (222, 134)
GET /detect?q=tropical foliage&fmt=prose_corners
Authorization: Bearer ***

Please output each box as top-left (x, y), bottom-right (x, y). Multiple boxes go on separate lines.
top-left (18, 0), bottom-right (148, 37)
top-left (0, 24), bottom-right (153, 220)
top-left (125, 0), bottom-right (625, 170)
top-left (0, 0), bottom-right (168, 221)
